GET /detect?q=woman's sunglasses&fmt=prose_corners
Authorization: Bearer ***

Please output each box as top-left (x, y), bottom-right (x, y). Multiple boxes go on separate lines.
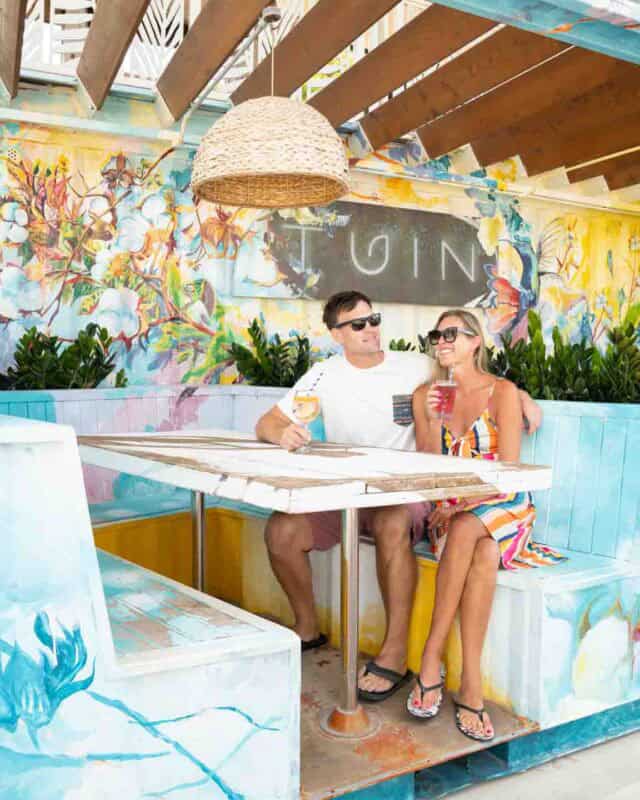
top-left (334, 312), bottom-right (382, 332)
top-left (427, 326), bottom-right (476, 346)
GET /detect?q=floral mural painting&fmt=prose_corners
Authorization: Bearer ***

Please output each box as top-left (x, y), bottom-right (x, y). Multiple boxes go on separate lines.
top-left (2, 120), bottom-right (640, 387)
top-left (0, 134), bottom-right (247, 385)
top-left (0, 612), bottom-right (94, 747)
top-left (543, 577), bottom-right (640, 725)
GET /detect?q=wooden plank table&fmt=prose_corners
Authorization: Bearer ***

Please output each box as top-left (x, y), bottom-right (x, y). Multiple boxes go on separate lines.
top-left (79, 429), bottom-right (552, 738)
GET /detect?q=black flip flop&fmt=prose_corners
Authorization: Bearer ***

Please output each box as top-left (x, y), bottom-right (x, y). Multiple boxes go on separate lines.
top-left (454, 701), bottom-right (495, 742)
top-left (358, 660), bottom-right (413, 702)
top-left (301, 633), bottom-right (328, 652)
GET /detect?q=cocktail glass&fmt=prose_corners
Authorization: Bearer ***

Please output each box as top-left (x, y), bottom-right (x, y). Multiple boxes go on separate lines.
top-left (292, 391), bottom-right (320, 453)
top-left (435, 370), bottom-right (456, 420)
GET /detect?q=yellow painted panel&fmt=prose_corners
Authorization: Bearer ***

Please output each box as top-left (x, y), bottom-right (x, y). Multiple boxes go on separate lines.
top-left (93, 507), bottom-right (245, 604)
top-left (93, 513), bottom-right (193, 586)
top-left (204, 508), bottom-right (244, 606)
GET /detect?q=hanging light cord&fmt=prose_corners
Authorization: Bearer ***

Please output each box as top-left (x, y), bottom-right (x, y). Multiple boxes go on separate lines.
top-left (173, 4), bottom-right (282, 146)
top-left (263, 4), bottom-right (282, 97)
top-left (271, 26), bottom-right (275, 97)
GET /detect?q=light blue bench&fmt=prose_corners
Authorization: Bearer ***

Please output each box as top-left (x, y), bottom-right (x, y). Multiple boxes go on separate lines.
top-left (3, 389), bottom-right (640, 732)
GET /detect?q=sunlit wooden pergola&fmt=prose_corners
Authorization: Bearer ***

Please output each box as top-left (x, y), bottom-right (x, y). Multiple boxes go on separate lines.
top-left (1, 0), bottom-right (639, 197)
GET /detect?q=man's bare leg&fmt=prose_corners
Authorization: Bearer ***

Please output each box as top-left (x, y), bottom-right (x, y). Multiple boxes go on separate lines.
top-left (410, 514), bottom-right (489, 710)
top-left (264, 511), bottom-right (318, 641)
top-left (358, 505), bottom-right (417, 693)
top-left (457, 537), bottom-right (500, 737)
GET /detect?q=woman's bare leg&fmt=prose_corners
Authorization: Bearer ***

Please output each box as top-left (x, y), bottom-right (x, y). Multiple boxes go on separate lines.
top-left (358, 505), bottom-right (417, 693)
top-left (458, 537), bottom-right (500, 736)
top-left (411, 513), bottom-right (489, 710)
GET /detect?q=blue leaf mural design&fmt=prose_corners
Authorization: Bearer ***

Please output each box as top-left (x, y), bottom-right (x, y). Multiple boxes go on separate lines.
top-left (0, 612), bottom-right (95, 747)
top-left (89, 691), bottom-right (244, 800)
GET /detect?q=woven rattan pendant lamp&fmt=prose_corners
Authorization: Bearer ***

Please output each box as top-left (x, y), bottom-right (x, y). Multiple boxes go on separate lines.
top-left (191, 6), bottom-right (349, 209)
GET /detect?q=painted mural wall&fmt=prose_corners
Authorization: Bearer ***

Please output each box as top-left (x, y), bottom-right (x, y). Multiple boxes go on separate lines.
top-left (1, 117), bottom-right (640, 386)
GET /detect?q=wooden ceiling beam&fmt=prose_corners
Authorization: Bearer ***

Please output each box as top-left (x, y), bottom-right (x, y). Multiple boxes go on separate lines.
top-left (605, 154), bottom-right (640, 191)
top-left (77, 0), bottom-right (151, 111)
top-left (469, 66), bottom-right (640, 173)
top-left (570, 150), bottom-right (640, 191)
top-left (0, 0), bottom-right (27, 99)
top-left (513, 112), bottom-right (640, 178)
top-left (418, 47), bottom-right (622, 160)
top-left (360, 25), bottom-right (566, 153)
top-left (309, 4), bottom-right (494, 128)
top-left (157, 0), bottom-right (270, 122)
top-left (232, 0), bottom-right (399, 105)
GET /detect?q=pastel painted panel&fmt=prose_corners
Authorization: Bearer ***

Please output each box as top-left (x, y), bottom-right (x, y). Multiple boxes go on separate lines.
top-left (542, 575), bottom-right (640, 726)
top-left (617, 419), bottom-right (640, 561)
top-left (1, 417), bottom-right (300, 799)
top-left (592, 418), bottom-right (627, 558)
top-left (546, 415), bottom-right (580, 550)
top-left (529, 412), bottom-right (559, 544)
top-left (567, 415), bottom-right (604, 554)
top-left (425, 0), bottom-right (640, 64)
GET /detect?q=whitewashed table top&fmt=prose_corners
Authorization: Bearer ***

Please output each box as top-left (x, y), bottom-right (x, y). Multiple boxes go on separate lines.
top-left (78, 429), bottom-right (552, 515)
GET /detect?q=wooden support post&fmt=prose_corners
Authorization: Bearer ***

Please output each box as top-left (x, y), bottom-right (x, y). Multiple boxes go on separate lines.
top-left (156, 0), bottom-right (270, 122)
top-left (77, 0), bottom-right (152, 111)
top-left (0, 0), bottom-right (28, 99)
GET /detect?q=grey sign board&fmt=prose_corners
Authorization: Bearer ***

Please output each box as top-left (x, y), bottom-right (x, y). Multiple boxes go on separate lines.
top-left (235, 201), bottom-right (495, 305)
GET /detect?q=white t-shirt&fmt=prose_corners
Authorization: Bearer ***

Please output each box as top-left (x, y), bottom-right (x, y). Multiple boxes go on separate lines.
top-left (278, 351), bottom-right (433, 451)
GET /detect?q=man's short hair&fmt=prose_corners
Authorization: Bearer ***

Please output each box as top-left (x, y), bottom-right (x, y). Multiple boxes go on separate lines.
top-left (322, 291), bottom-right (372, 329)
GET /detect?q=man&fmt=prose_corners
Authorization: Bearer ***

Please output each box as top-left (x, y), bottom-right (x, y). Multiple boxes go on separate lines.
top-left (256, 290), bottom-right (541, 701)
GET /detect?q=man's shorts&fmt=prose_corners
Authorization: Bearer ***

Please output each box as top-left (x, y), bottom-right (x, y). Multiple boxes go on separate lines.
top-left (308, 502), bottom-right (429, 551)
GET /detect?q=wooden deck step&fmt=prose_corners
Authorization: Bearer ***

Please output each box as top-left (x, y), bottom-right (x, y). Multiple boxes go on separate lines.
top-left (301, 648), bottom-right (537, 800)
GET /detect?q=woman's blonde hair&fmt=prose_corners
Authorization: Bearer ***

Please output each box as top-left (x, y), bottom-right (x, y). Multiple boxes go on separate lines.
top-left (431, 309), bottom-right (489, 381)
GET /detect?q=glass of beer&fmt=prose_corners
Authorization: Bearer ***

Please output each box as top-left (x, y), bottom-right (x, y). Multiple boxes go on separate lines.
top-left (292, 391), bottom-right (321, 453)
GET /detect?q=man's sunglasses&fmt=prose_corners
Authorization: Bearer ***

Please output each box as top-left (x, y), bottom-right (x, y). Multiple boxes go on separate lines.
top-left (427, 326), bottom-right (477, 346)
top-left (334, 312), bottom-right (382, 332)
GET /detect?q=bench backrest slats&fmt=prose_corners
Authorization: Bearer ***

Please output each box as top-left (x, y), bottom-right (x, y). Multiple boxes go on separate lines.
top-left (522, 403), bottom-right (640, 562)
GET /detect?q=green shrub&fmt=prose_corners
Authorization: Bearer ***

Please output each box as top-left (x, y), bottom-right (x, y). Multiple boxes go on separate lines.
top-left (591, 306), bottom-right (640, 403)
top-left (394, 307), bottom-right (640, 403)
top-left (228, 318), bottom-right (312, 387)
top-left (388, 338), bottom-right (416, 352)
top-left (490, 308), bottom-right (640, 403)
top-left (0, 324), bottom-right (127, 390)
top-left (389, 334), bottom-right (429, 353)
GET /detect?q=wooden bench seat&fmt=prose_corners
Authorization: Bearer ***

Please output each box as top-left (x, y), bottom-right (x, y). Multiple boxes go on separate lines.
top-left (98, 550), bottom-right (264, 658)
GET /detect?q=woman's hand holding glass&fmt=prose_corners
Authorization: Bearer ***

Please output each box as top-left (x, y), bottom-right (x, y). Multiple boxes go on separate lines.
top-left (425, 384), bottom-right (450, 421)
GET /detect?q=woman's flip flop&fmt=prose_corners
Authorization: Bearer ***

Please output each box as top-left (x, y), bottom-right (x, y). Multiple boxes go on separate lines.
top-left (407, 675), bottom-right (444, 719)
top-left (454, 701), bottom-right (495, 742)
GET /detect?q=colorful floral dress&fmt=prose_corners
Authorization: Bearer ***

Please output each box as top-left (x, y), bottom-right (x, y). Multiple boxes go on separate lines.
top-left (435, 400), bottom-right (566, 571)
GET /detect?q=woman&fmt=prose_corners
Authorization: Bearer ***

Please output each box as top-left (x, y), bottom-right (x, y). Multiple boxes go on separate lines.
top-left (408, 309), bottom-right (564, 741)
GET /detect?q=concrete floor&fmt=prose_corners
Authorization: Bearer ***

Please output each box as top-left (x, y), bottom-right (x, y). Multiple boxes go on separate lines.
top-left (458, 731), bottom-right (640, 799)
